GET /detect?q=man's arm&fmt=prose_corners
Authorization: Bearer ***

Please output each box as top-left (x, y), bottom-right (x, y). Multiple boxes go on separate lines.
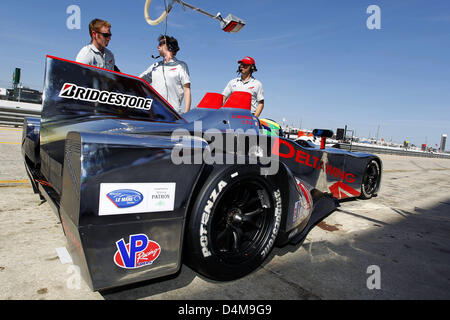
top-left (222, 80), bottom-right (232, 105)
top-left (254, 81), bottom-right (265, 117)
top-left (183, 83), bottom-right (191, 113)
top-left (254, 100), bottom-right (264, 117)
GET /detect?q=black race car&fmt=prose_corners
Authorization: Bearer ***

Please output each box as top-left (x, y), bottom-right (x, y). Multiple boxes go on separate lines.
top-left (22, 56), bottom-right (382, 290)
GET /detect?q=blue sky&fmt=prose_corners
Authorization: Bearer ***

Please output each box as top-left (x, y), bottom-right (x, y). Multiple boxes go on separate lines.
top-left (0, 0), bottom-right (449, 148)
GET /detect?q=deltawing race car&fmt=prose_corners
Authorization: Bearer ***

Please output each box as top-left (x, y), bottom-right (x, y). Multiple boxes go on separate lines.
top-left (22, 56), bottom-right (382, 291)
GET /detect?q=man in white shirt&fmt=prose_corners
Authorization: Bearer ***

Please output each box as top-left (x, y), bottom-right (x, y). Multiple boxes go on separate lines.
top-left (222, 56), bottom-right (264, 117)
top-left (140, 35), bottom-right (191, 114)
top-left (76, 19), bottom-right (117, 71)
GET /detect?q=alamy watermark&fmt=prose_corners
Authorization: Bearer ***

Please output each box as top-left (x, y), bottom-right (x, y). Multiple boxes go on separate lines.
top-left (366, 5), bottom-right (381, 30)
top-left (66, 5), bottom-right (81, 30)
top-left (170, 121), bottom-right (280, 175)
top-left (366, 265), bottom-right (381, 289)
top-left (66, 5), bottom-right (381, 31)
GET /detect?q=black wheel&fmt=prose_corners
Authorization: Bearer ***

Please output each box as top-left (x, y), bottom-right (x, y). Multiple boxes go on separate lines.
top-left (185, 165), bottom-right (282, 281)
top-left (359, 160), bottom-right (380, 199)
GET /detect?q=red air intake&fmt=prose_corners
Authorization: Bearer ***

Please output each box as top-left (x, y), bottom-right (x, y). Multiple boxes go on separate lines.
top-left (223, 91), bottom-right (251, 110)
top-left (196, 92), bottom-right (223, 109)
top-left (321, 137), bottom-right (326, 149)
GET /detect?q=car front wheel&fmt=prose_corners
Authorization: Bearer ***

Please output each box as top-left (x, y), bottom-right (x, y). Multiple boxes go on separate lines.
top-left (185, 165), bottom-right (282, 281)
top-left (359, 160), bottom-right (380, 199)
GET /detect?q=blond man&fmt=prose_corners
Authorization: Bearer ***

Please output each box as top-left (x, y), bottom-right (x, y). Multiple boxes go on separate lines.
top-left (76, 18), bottom-right (117, 71)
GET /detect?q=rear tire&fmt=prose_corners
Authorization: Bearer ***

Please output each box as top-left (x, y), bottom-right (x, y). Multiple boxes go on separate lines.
top-left (359, 160), bottom-right (380, 199)
top-left (185, 165), bottom-right (282, 281)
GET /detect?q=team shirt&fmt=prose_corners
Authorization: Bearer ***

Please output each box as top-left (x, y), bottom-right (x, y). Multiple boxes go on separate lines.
top-left (139, 57), bottom-right (190, 114)
top-left (222, 76), bottom-right (264, 114)
top-left (75, 43), bottom-right (115, 70)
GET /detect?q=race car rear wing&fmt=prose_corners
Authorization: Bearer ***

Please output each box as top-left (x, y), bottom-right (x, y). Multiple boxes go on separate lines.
top-left (39, 56), bottom-right (186, 195)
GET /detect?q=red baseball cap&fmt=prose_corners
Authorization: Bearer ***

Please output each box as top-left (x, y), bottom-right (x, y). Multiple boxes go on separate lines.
top-left (238, 56), bottom-right (255, 65)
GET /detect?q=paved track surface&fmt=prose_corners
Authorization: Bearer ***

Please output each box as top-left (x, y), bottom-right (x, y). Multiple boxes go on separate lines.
top-left (0, 127), bottom-right (449, 300)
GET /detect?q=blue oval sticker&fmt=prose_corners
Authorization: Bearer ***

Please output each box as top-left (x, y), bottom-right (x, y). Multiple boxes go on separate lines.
top-left (107, 189), bottom-right (143, 208)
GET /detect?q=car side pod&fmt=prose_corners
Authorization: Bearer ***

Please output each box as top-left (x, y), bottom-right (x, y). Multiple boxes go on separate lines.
top-left (22, 117), bottom-right (42, 197)
top-left (58, 131), bottom-right (205, 291)
top-left (289, 194), bottom-right (340, 245)
top-left (196, 92), bottom-right (224, 109)
top-left (223, 91), bottom-right (251, 111)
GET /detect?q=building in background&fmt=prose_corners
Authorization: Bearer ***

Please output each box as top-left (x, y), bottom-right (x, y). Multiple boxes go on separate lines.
top-left (6, 87), bottom-right (42, 104)
top-left (0, 88), bottom-right (7, 99)
top-left (440, 134), bottom-right (447, 153)
top-left (1, 67), bottom-right (42, 104)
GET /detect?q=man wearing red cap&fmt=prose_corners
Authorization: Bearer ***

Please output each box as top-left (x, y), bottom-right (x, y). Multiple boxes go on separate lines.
top-left (222, 56), bottom-right (264, 117)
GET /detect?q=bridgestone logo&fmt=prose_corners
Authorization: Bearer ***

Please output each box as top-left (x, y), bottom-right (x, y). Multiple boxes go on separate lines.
top-left (59, 83), bottom-right (153, 110)
top-left (261, 189), bottom-right (282, 259)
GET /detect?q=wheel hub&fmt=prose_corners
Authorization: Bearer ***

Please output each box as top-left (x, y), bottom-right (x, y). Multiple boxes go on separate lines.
top-left (211, 178), bottom-right (276, 262)
top-left (227, 208), bottom-right (243, 225)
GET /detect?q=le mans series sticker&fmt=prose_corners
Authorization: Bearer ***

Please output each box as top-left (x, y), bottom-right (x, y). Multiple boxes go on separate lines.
top-left (99, 183), bottom-right (176, 216)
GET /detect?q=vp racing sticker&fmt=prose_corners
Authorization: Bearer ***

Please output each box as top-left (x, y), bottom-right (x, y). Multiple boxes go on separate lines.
top-left (114, 234), bottom-right (161, 269)
top-left (59, 83), bottom-right (153, 110)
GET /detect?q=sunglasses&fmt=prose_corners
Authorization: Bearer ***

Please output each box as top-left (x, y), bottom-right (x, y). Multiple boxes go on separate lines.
top-left (97, 32), bottom-right (112, 38)
top-left (158, 41), bottom-right (166, 46)
top-left (240, 64), bottom-right (251, 68)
